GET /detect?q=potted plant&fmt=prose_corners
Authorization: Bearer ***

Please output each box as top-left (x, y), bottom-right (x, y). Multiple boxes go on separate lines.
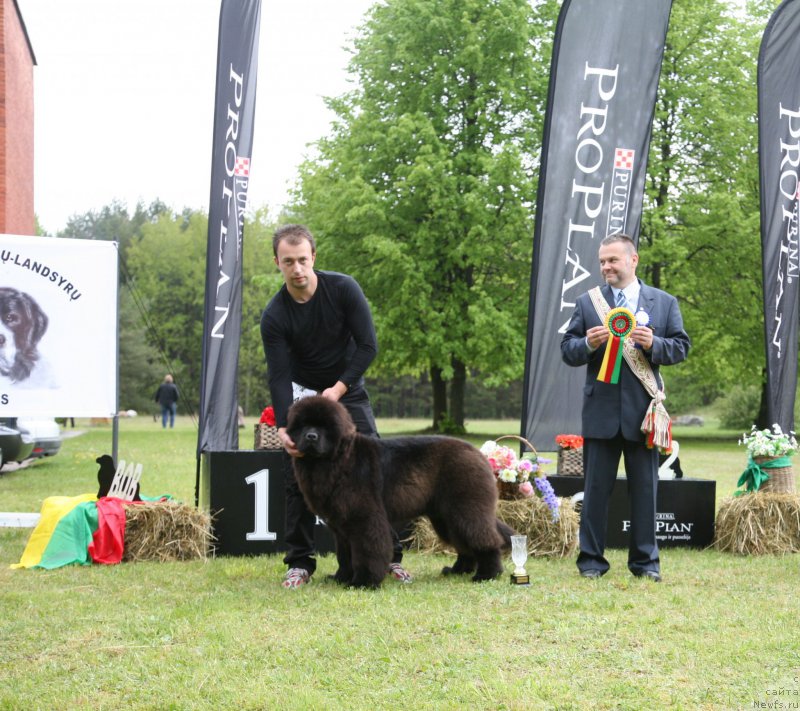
top-left (555, 434), bottom-right (584, 476)
top-left (737, 424), bottom-right (797, 494)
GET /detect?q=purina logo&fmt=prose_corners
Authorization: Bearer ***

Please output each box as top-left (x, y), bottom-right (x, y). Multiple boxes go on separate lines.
top-left (606, 147), bottom-right (634, 237)
top-left (234, 157), bottom-right (250, 178)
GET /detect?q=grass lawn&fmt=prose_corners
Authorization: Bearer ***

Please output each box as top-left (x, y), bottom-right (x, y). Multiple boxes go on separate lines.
top-left (1, 416), bottom-right (798, 710)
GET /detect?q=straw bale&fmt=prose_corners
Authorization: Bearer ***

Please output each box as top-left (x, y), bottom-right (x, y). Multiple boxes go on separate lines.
top-left (122, 501), bottom-right (214, 562)
top-left (714, 492), bottom-right (800, 556)
top-left (406, 496), bottom-right (579, 559)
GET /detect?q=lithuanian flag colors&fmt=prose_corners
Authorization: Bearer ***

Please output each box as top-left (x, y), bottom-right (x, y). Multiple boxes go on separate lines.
top-left (12, 495), bottom-right (135, 570)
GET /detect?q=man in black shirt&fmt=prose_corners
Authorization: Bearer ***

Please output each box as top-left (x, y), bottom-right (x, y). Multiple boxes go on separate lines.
top-left (260, 224), bottom-right (411, 588)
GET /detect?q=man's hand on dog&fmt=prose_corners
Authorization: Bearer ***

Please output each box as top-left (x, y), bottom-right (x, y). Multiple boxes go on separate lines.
top-left (278, 427), bottom-right (303, 457)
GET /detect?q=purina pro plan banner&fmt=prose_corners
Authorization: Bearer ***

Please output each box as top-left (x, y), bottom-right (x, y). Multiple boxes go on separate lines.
top-left (521, 0), bottom-right (673, 448)
top-left (758, 0), bottom-right (800, 433)
top-left (0, 234), bottom-right (118, 417)
top-left (197, 0), bottom-right (261, 454)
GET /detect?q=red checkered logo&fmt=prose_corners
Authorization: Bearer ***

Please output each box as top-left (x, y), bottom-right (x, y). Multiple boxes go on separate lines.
top-left (614, 148), bottom-right (635, 171)
top-left (234, 157), bottom-right (250, 177)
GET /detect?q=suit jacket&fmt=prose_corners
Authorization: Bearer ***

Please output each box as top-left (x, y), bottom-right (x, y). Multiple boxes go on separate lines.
top-left (560, 280), bottom-right (690, 441)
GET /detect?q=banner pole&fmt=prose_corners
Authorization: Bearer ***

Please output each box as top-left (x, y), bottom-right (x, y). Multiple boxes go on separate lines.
top-left (113, 242), bottom-right (120, 465)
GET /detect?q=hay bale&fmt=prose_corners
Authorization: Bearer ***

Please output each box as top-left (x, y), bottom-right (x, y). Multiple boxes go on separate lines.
top-left (406, 496), bottom-right (579, 559)
top-left (122, 501), bottom-right (214, 562)
top-left (497, 497), bottom-right (579, 558)
top-left (714, 492), bottom-right (800, 555)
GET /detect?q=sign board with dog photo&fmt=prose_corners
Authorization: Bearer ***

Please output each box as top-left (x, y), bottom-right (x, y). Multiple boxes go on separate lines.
top-left (0, 234), bottom-right (117, 416)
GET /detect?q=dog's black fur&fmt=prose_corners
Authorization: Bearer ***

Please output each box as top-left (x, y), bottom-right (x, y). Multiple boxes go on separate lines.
top-left (0, 287), bottom-right (48, 382)
top-left (287, 396), bottom-right (515, 588)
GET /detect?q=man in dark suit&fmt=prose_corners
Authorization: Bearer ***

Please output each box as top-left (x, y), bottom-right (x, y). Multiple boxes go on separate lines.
top-left (561, 234), bottom-right (690, 582)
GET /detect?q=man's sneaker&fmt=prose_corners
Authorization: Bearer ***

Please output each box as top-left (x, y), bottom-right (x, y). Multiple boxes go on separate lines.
top-left (282, 567), bottom-right (311, 589)
top-left (389, 563), bottom-right (413, 583)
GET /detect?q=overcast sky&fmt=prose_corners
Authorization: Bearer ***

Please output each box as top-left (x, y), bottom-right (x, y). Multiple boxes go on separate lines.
top-left (16, 0), bottom-right (375, 234)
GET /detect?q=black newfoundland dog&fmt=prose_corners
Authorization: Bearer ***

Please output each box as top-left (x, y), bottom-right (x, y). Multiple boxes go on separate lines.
top-left (287, 396), bottom-right (515, 588)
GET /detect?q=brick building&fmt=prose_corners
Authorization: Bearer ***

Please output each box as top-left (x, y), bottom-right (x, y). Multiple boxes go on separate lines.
top-left (1, 0), bottom-right (35, 235)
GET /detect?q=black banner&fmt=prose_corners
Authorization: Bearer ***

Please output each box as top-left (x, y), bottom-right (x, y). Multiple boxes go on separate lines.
top-left (759, 0), bottom-right (800, 433)
top-left (521, 0), bottom-right (672, 449)
top-left (198, 0), bottom-right (262, 454)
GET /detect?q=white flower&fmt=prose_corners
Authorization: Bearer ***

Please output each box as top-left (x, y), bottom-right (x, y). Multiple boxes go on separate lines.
top-left (740, 424), bottom-right (797, 458)
top-left (480, 441), bottom-right (497, 456)
top-left (499, 468), bottom-right (517, 483)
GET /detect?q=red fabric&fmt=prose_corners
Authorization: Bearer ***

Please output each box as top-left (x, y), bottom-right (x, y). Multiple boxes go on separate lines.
top-left (88, 497), bottom-right (128, 564)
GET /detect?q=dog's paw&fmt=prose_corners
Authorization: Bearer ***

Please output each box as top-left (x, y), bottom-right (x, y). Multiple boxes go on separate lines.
top-left (441, 565), bottom-right (465, 576)
top-left (328, 570), bottom-right (352, 585)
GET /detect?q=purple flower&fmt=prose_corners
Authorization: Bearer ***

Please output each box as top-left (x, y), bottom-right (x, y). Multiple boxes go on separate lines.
top-left (533, 476), bottom-right (560, 522)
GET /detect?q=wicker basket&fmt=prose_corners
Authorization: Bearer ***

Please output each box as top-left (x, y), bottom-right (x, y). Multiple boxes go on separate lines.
top-left (557, 447), bottom-right (583, 477)
top-left (754, 456), bottom-right (796, 494)
top-left (494, 435), bottom-right (538, 500)
top-left (254, 423), bottom-right (282, 450)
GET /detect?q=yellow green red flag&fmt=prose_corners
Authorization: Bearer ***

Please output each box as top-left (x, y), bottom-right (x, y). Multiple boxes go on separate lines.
top-left (11, 493), bottom-right (98, 570)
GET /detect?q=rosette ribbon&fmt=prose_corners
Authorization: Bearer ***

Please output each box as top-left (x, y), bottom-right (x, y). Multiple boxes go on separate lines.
top-left (597, 307), bottom-right (636, 384)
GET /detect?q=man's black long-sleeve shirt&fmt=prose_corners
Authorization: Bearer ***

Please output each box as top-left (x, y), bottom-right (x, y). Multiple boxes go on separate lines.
top-left (260, 270), bottom-right (378, 427)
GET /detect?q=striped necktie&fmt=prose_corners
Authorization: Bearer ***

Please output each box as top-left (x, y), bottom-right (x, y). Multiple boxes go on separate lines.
top-left (615, 290), bottom-right (627, 309)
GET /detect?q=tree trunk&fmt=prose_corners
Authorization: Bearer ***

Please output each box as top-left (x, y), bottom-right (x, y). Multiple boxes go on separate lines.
top-left (756, 370), bottom-right (770, 430)
top-left (431, 365), bottom-right (447, 431)
top-left (450, 358), bottom-right (467, 431)
top-left (650, 261), bottom-right (662, 291)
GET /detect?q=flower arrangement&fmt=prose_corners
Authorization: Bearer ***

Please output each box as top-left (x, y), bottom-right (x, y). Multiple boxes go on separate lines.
top-left (555, 434), bottom-right (584, 450)
top-left (259, 406), bottom-right (276, 426)
top-left (739, 424), bottom-right (797, 459)
top-left (736, 424), bottom-right (797, 495)
top-left (555, 433), bottom-right (584, 476)
top-left (479, 440), bottom-right (560, 521)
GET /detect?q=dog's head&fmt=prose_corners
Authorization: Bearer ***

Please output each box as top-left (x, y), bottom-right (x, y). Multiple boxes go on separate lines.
top-left (286, 396), bottom-right (357, 459)
top-left (0, 287), bottom-right (48, 381)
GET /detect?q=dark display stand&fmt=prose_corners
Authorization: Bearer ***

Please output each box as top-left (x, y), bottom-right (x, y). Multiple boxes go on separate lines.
top-left (548, 475), bottom-right (716, 548)
top-left (199, 453), bottom-right (715, 553)
top-left (199, 450), bottom-right (335, 556)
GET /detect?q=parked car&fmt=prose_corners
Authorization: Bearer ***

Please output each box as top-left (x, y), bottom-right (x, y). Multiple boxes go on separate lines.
top-left (15, 417), bottom-right (63, 459)
top-left (0, 421), bottom-right (35, 469)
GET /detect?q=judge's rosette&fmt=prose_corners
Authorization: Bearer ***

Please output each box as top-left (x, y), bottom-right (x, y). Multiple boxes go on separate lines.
top-left (597, 307), bottom-right (636, 384)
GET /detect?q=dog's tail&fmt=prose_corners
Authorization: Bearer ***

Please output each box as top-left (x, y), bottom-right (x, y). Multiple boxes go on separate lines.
top-left (496, 519), bottom-right (516, 549)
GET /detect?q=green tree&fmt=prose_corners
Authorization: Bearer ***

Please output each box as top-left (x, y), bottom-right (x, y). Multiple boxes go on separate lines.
top-left (239, 208), bottom-right (282, 416)
top-left (58, 199), bottom-right (170, 256)
top-left (124, 207), bottom-right (278, 418)
top-left (117, 287), bottom-right (165, 415)
top-left (296, 0), bottom-right (557, 431)
top-left (124, 212), bottom-right (208, 413)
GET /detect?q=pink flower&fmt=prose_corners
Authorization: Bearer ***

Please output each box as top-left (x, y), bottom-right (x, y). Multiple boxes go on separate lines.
top-left (518, 481), bottom-right (534, 497)
top-left (517, 459), bottom-right (534, 474)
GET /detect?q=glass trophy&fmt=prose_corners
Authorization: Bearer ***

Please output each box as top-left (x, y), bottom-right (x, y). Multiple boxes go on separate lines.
top-left (510, 534), bottom-right (530, 586)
